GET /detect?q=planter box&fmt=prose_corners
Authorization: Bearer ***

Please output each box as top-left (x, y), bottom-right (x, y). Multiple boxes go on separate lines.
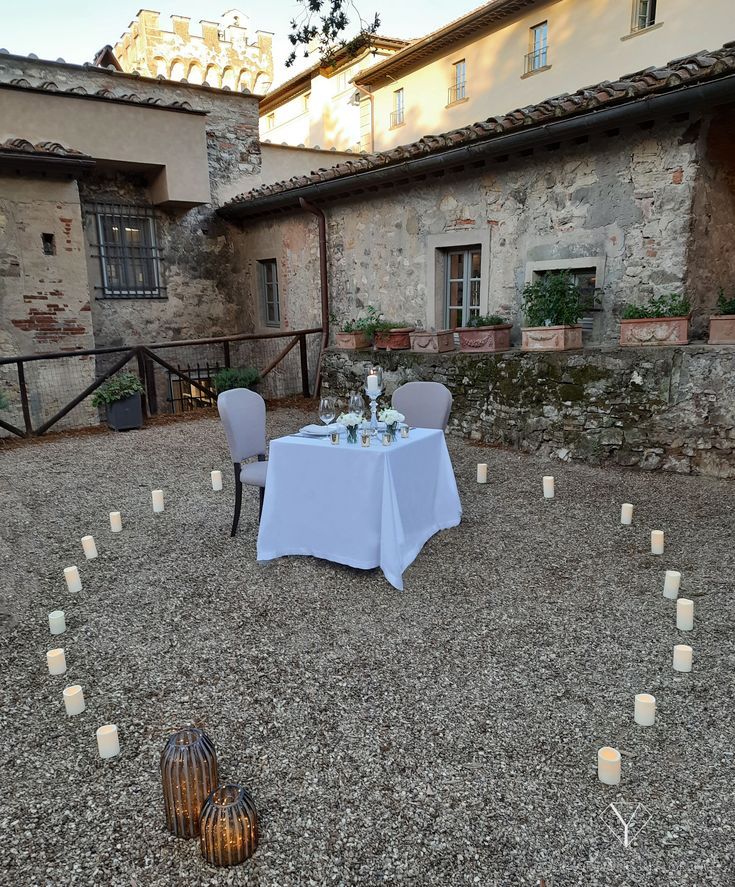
top-left (106, 393), bottom-right (143, 431)
top-left (410, 330), bottom-right (455, 353)
top-left (374, 327), bottom-right (414, 350)
top-left (619, 316), bottom-right (689, 347)
top-left (457, 324), bottom-right (512, 353)
top-left (708, 315), bottom-right (735, 345)
top-left (521, 325), bottom-right (583, 352)
top-left (335, 331), bottom-right (370, 350)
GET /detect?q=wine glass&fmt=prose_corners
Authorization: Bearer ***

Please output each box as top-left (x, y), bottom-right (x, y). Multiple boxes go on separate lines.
top-left (348, 392), bottom-right (365, 422)
top-left (319, 396), bottom-right (335, 428)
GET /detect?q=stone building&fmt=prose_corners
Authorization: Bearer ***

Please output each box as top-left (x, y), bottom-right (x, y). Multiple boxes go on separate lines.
top-left (108, 8), bottom-right (273, 94)
top-left (221, 45), bottom-right (735, 476)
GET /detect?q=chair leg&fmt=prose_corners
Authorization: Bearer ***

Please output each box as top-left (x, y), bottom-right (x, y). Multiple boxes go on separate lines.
top-left (258, 486), bottom-right (265, 522)
top-left (231, 462), bottom-right (242, 537)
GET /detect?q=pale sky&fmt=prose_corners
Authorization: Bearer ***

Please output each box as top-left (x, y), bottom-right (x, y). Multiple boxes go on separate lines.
top-left (1, 0), bottom-right (481, 85)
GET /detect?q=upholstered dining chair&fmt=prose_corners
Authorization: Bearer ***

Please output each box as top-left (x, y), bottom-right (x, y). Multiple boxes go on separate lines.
top-left (217, 388), bottom-right (268, 536)
top-left (392, 381), bottom-right (453, 430)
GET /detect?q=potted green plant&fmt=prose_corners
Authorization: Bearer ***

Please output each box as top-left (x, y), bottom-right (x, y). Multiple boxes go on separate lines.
top-left (520, 272), bottom-right (583, 351)
top-left (619, 292), bottom-right (690, 346)
top-left (709, 288), bottom-right (735, 344)
top-left (457, 314), bottom-right (512, 353)
top-left (213, 366), bottom-right (260, 393)
top-left (373, 319), bottom-right (415, 350)
top-left (334, 316), bottom-right (371, 350)
top-left (91, 371), bottom-right (145, 431)
top-left (410, 327), bottom-right (455, 353)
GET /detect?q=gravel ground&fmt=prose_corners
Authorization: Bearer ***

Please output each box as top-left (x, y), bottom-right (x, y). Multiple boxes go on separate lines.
top-left (1, 405), bottom-right (734, 887)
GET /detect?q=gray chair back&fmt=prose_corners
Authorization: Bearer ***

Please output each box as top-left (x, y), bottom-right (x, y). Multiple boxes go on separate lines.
top-left (217, 388), bottom-right (267, 462)
top-left (392, 381), bottom-right (452, 430)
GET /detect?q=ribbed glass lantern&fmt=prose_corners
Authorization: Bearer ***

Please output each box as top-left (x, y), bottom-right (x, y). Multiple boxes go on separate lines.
top-left (161, 727), bottom-right (218, 839)
top-left (200, 784), bottom-right (258, 866)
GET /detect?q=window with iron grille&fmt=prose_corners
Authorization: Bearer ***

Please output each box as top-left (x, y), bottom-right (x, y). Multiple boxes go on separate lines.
top-left (632, 0), bottom-right (657, 32)
top-left (448, 59), bottom-right (467, 105)
top-left (445, 247), bottom-right (482, 329)
top-left (258, 259), bottom-right (281, 327)
top-left (87, 202), bottom-right (164, 299)
top-left (525, 21), bottom-right (549, 74)
top-left (532, 266), bottom-right (602, 337)
top-left (390, 88), bottom-right (405, 128)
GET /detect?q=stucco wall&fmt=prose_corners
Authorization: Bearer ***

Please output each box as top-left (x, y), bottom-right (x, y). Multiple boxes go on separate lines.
top-left (233, 119), bottom-right (701, 346)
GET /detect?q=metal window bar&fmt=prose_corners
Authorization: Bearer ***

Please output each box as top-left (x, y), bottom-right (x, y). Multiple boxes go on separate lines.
top-left (390, 108), bottom-right (405, 127)
top-left (87, 201), bottom-right (165, 299)
top-left (448, 81), bottom-right (467, 104)
top-left (524, 44), bottom-right (549, 74)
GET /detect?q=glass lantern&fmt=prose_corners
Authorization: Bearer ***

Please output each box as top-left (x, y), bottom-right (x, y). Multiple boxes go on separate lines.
top-left (161, 727), bottom-right (219, 839)
top-left (366, 364), bottom-right (383, 395)
top-left (200, 783), bottom-right (258, 866)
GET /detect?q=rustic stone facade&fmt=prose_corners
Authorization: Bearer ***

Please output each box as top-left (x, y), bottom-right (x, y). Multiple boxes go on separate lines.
top-left (323, 346), bottom-right (735, 478)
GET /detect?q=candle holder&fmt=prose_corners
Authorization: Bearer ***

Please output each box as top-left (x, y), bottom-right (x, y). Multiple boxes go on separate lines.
top-left (200, 783), bottom-right (258, 867)
top-left (161, 727), bottom-right (219, 839)
top-left (365, 365), bottom-right (383, 437)
top-left (360, 429), bottom-right (371, 447)
top-left (382, 432), bottom-right (393, 446)
top-left (400, 425), bottom-right (409, 439)
top-left (330, 431), bottom-right (340, 445)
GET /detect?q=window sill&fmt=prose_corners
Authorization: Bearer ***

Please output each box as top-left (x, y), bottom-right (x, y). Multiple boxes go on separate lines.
top-left (521, 64), bottom-right (552, 80)
top-left (621, 21), bottom-right (664, 40)
top-left (446, 96), bottom-right (469, 108)
top-left (389, 120), bottom-right (406, 131)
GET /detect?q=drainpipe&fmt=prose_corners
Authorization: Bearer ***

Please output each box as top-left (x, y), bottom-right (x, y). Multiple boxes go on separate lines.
top-left (298, 197), bottom-right (329, 394)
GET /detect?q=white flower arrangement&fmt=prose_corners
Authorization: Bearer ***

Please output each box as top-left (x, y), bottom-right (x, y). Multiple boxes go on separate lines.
top-left (378, 408), bottom-right (405, 425)
top-left (337, 412), bottom-right (363, 428)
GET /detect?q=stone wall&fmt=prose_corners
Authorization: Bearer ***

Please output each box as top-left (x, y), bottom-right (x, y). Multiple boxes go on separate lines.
top-left (322, 345), bottom-right (735, 478)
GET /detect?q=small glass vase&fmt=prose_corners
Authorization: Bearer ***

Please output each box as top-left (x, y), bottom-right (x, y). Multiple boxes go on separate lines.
top-left (346, 425), bottom-right (358, 444)
top-left (200, 783), bottom-right (258, 866)
top-left (161, 727), bottom-right (219, 839)
top-left (385, 422), bottom-right (398, 437)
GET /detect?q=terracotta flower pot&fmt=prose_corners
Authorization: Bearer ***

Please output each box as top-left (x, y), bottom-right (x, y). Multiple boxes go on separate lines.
top-left (708, 315), bottom-right (735, 345)
top-left (410, 330), bottom-right (455, 353)
top-left (374, 327), bottom-right (414, 350)
top-left (521, 325), bottom-right (582, 352)
top-left (457, 324), bottom-right (512, 353)
top-left (619, 316), bottom-right (689, 347)
top-left (335, 331), bottom-right (370, 350)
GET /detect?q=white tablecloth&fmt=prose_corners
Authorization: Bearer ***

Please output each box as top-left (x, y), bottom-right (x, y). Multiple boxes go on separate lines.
top-left (257, 428), bottom-right (462, 590)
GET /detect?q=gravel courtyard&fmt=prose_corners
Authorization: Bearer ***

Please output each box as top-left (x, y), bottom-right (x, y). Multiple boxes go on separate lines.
top-left (1, 405), bottom-right (734, 886)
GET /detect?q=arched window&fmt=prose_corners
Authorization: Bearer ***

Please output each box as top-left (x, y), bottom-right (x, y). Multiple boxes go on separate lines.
top-left (236, 69), bottom-right (250, 92)
top-left (221, 67), bottom-right (235, 90)
top-left (205, 64), bottom-right (219, 87)
top-left (153, 56), bottom-right (167, 77)
top-left (187, 62), bottom-right (204, 85)
top-left (170, 59), bottom-right (185, 80)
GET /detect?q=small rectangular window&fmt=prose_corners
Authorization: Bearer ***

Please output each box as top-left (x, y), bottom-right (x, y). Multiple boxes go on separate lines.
top-left (41, 232), bottom-right (56, 256)
top-left (633, 0), bottom-right (657, 31)
top-left (533, 267), bottom-right (601, 337)
top-left (444, 247), bottom-right (482, 329)
top-left (390, 88), bottom-right (405, 128)
top-left (266, 112), bottom-right (275, 129)
top-left (526, 21), bottom-right (549, 73)
top-left (448, 59), bottom-right (467, 105)
top-left (258, 259), bottom-right (281, 327)
top-left (303, 92), bottom-right (310, 112)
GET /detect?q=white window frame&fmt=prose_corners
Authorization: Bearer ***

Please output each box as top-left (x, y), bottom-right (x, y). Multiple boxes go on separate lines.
top-left (426, 228), bottom-right (492, 330)
top-left (444, 247), bottom-right (482, 329)
top-left (449, 59), bottom-right (467, 104)
top-left (391, 88), bottom-right (405, 128)
top-left (527, 21), bottom-right (549, 73)
top-left (632, 0), bottom-right (657, 32)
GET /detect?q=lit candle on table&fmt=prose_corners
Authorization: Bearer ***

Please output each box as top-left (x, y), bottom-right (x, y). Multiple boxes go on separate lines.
top-left (47, 648), bottom-right (67, 675)
top-left (361, 430), bottom-right (371, 447)
top-left (597, 746), bottom-right (621, 785)
top-left (634, 693), bottom-right (656, 726)
top-left (400, 425), bottom-right (409, 438)
top-left (97, 724), bottom-right (120, 759)
top-left (63, 685), bottom-right (85, 716)
top-left (110, 511), bottom-right (123, 533)
top-left (382, 433), bottom-right (392, 446)
top-left (81, 535), bottom-right (98, 560)
top-left (677, 599), bottom-right (694, 631)
top-left (543, 476), bottom-right (554, 499)
top-left (211, 470), bottom-right (223, 491)
top-left (64, 566), bottom-right (82, 593)
top-left (673, 644), bottom-right (692, 672)
top-left (651, 530), bottom-right (664, 555)
top-left (620, 503), bottom-right (633, 525)
top-left (477, 463), bottom-right (488, 484)
top-left (663, 570), bottom-right (681, 599)
top-left (367, 371), bottom-right (380, 393)
top-left (152, 490), bottom-right (165, 513)
top-left (48, 610), bottom-right (65, 635)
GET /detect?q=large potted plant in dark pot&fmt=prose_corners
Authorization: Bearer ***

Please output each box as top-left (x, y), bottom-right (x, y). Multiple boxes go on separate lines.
top-left (92, 371), bottom-right (144, 431)
top-left (521, 271), bottom-right (583, 351)
top-left (709, 287), bottom-right (735, 345)
top-left (457, 314), bottom-right (512, 353)
top-left (619, 292), bottom-right (690, 346)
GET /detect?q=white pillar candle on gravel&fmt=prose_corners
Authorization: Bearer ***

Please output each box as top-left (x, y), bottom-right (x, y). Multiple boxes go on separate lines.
top-left (677, 598), bottom-right (694, 631)
top-left (477, 463), bottom-right (488, 484)
top-left (650, 530), bottom-right (664, 555)
top-left (211, 470), bottom-right (223, 491)
top-left (46, 648), bottom-right (67, 676)
top-left (663, 570), bottom-right (681, 599)
top-left (673, 644), bottom-right (693, 672)
top-left (620, 503), bottom-right (634, 525)
top-left (543, 476), bottom-right (555, 499)
top-left (64, 566), bottom-right (82, 593)
top-left (81, 535), bottom-right (98, 560)
top-left (97, 724), bottom-right (120, 759)
top-left (597, 746), bottom-right (621, 785)
top-left (63, 685), bottom-right (86, 716)
top-left (152, 490), bottom-right (164, 513)
top-left (634, 693), bottom-right (656, 726)
top-left (109, 511), bottom-right (122, 533)
top-left (48, 610), bottom-right (65, 635)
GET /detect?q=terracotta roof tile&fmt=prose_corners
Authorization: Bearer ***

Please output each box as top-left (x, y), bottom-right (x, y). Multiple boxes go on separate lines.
top-left (0, 138), bottom-right (90, 158)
